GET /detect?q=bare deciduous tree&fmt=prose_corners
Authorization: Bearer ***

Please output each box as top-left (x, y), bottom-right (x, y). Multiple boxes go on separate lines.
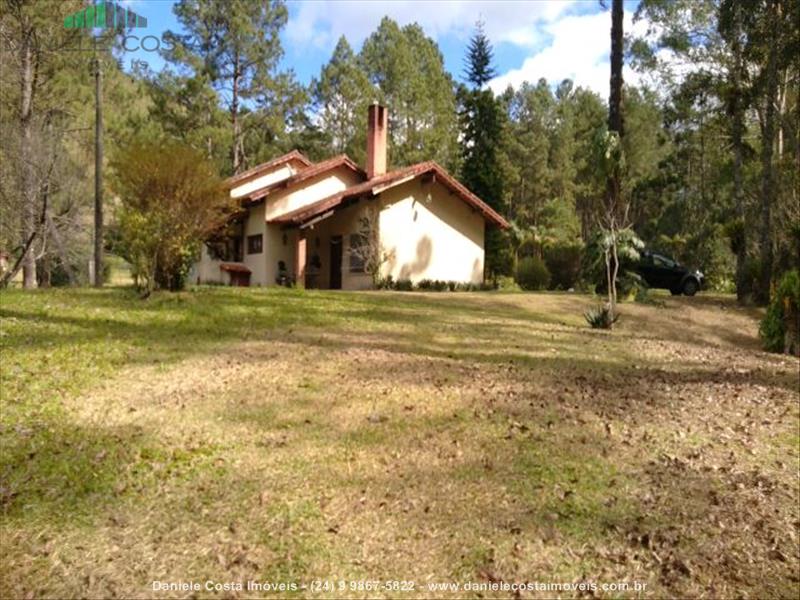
top-left (348, 203), bottom-right (394, 287)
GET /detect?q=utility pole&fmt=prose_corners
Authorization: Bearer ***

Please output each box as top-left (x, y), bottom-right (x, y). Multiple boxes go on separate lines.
top-left (94, 56), bottom-right (103, 287)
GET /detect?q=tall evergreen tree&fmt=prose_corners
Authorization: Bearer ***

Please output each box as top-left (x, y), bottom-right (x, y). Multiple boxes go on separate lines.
top-left (311, 36), bottom-right (372, 164)
top-left (359, 18), bottom-right (459, 170)
top-left (163, 0), bottom-right (299, 175)
top-left (459, 23), bottom-right (510, 278)
top-left (463, 21), bottom-right (496, 88)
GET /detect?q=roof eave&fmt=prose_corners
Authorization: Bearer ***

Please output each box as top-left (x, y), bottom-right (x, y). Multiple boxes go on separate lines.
top-left (224, 150), bottom-right (312, 188)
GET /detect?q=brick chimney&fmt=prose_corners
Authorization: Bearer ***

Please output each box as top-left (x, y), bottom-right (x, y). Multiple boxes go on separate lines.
top-left (366, 103), bottom-right (388, 179)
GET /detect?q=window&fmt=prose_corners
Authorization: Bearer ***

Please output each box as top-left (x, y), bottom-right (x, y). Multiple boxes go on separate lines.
top-left (247, 234), bottom-right (263, 254)
top-left (652, 254), bottom-right (675, 268)
top-left (349, 233), bottom-right (367, 272)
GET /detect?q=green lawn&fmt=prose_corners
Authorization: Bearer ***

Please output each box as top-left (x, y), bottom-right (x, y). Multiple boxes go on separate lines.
top-left (1, 287), bottom-right (798, 598)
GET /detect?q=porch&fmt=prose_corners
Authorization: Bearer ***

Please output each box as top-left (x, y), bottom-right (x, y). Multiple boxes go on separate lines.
top-left (279, 198), bottom-right (374, 290)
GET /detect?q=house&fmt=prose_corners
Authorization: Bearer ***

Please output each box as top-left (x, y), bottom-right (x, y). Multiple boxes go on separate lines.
top-left (192, 104), bottom-right (509, 289)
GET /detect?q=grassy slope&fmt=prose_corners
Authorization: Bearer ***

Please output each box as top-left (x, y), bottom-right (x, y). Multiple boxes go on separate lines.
top-left (0, 287), bottom-right (798, 598)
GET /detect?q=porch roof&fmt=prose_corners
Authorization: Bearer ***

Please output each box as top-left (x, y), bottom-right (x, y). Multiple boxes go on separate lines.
top-left (266, 161), bottom-right (510, 229)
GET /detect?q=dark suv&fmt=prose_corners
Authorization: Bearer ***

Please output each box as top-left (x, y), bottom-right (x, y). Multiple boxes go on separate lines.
top-left (636, 251), bottom-right (704, 296)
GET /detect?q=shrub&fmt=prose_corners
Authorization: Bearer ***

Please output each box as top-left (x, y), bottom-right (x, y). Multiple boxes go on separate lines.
top-left (584, 304), bottom-right (619, 329)
top-left (618, 270), bottom-right (646, 300)
top-left (515, 256), bottom-right (551, 291)
top-left (376, 278), bottom-right (495, 292)
top-left (411, 279), bottom-right (452, 291)
top-left (544, 242), bottom-right (583, 290)
top-left (759, 270), bottom-right (800, 356)
top-left (111, 138), bottom-right (233, 295)
top-left (496, 275), bottom-right (521, 292)
top-left (376, 275), bottom-right (394, 289)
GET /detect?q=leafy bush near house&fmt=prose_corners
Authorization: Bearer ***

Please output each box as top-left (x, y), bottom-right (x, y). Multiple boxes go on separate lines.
top-left (376, 275), bottom-right (394, 289)
top-left (544, 242), bottom-right (583, 290)
top-left (417, 279), bottom-right (449, 291)
top-left (375, 277), bottom-right (495, 292)
top-left (496, 275), bottom-right (521, 292)
top-left (759, 270), bottom-right (800, 356)
top-left (515, 256), bottom-right (551, 291)
top-left (111, 139), bottom-right (233, 295)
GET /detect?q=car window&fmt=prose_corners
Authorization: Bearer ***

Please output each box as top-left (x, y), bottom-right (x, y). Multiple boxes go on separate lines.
top-left (652, 254), bottom-right (675, 268)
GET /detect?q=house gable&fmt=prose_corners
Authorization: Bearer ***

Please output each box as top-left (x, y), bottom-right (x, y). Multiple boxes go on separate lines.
top-left (227, 151), bottom-right (312, 199)
top-left (264, 163), bottom-right (365, 222)
top-left (267, 161), bottom-right (509, 230)
top-left (378, 178), bottom-right (485, 284)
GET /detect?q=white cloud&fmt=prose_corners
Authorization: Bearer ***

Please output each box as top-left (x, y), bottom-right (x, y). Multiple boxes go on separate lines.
top-left (488, 9), bottom-right (651, 97)
top-left (286, 1), bottom-right (663, 98)
top-left (286, 0), bottom-right (577, 50)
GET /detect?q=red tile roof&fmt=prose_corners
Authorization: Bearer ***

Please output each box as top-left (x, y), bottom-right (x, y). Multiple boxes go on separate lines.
top-left (246, 154), bottom-right (366, 201)
top-left (268, 161), bottom-right (509, 229)
top-left (225, 150), bottom-right (312, 187)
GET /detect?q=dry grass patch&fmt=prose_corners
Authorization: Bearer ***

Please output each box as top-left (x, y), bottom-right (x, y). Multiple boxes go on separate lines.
top-left (1, 288), bottom-right (798, 598)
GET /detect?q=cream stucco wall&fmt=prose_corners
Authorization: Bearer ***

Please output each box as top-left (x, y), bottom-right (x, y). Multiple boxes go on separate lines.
top-left (242, 202), bottom-right (268, 285)
top-left (378, 180), bottom-right (485, 284)
top-left (264, 224), bottom-right (298, 286)
top-left (265, 167), bottom-right (363, 222)
top-left (192, 245), bottom-right (227, 284)
top-left (229, 158), bottom-right (306, 199)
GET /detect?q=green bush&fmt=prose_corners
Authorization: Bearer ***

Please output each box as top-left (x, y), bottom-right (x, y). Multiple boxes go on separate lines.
top-left (111, 139), bottom-right (232, 295)
top-left (418, 279), bottom-right (449, 291)
top-left (618, 270), bottom-right (646, 300)
top-left (496, 275), bottom-right (521, 292)
top-left (759, 270), bottom-right (800, 355)
top-left (376, 275), bottom-right (394, 289)
top-left (515, 256), bottom-right (551, 291)
top-left (544, 242), bottom-right (583, 290)
top-left (375, 277), bottom-right (495, 292)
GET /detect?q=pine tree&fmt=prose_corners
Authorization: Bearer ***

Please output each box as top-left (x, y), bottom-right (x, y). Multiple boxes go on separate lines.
top-left (163, 0), bottom-right (300, 175)
top-left (459, 23), bottom-right (510, 278)
top-left (463, 21), bottom-right (496, 88)
top-left (311, 36), bottom-right (372, 164)
top-left (359, 18), bottom-right (459, 170)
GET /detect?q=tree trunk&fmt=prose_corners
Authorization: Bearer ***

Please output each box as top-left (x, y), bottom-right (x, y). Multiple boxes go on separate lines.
top-left (605, 0), bottom-right (624, 325)
top-left (94, 58), bottom-right (104, 287)
top-left (19, 25), bottom-right (37, 289)
top-left (231, 54), bottom-right (242, 174)
top-left (729, 3), bottom-right (748, 302)
top-left (608, 0), bottom-right (624, 137)
top-left (758, 0), bottom-right (780, 304)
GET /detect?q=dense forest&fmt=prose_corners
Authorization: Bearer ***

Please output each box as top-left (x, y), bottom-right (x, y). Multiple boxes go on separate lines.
top-left (1, 0), bottom-right (798, 302)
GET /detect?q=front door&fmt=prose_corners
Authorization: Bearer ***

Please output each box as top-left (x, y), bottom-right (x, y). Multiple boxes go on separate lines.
top-left (329, 236), bottom-right (343, 290)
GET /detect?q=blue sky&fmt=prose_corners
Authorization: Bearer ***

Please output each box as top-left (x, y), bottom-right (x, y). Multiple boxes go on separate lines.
top-left (121, 0), bottom-right (645, 95)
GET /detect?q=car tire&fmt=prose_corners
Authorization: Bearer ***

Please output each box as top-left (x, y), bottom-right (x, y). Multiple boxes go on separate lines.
top-left (682, 278), bottom-right (698, 296)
